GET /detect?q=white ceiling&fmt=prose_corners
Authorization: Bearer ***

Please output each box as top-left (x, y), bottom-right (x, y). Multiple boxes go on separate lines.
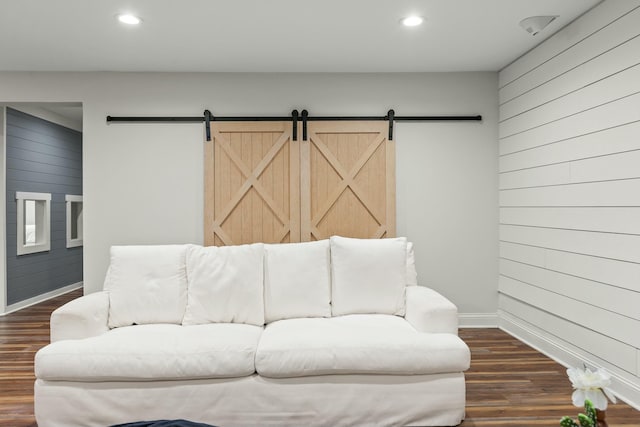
top-left (41, 104), bottom-right (83, 123)
top-left (7, 103), bottom-right (83, 129)
top-left (0, 0), bottom-right (601, 73)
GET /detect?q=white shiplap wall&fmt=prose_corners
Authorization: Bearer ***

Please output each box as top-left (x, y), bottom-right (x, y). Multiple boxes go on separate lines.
top-left (498, 0), bottom-right (640, 409)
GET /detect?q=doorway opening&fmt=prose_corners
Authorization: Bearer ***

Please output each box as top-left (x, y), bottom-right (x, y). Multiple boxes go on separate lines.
top-left (0, 102), bottom-right (83, 314)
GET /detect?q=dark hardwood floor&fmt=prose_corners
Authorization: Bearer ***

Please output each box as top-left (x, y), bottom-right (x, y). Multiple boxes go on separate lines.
top-left (460, 329), bottom-right (639, 426)
top-left (0, 289), bottom-right (82, 427)
top-left (0, 290), bottom-right (638, 426)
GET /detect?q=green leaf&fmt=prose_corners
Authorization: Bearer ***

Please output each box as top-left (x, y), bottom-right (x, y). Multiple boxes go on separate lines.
top-left (560, 416), bottom-right (580, 427)
top-left (578, 413), bottom-right (594, 427)
top-left (584, 399), bottom-right (597, 424)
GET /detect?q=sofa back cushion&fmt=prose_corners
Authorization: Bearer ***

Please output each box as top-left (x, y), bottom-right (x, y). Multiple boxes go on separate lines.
top-left (264, 240), bottom-right (331, 323)
top-left (330, 236), bottom-right (407, 316)
top-left (105, 245), bottom-right (189, 328)
top-left (182, 243), bottom-right (265, 326)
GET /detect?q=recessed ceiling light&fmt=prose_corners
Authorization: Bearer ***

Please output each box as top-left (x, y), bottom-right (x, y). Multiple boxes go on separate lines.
top-left (117, 14), bottom-right (142, 25)
top-left (401, 16), bottom-right (424, 27)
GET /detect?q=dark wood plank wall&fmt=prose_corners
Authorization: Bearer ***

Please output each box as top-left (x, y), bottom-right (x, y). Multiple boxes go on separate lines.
top-left (0, 290), bottom-right (638, 426)
top-left (5, 108), bottom-right (83, 306)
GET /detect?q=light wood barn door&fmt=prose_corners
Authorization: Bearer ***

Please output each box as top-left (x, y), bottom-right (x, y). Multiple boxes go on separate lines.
top-left (205, 122), bottom-right (300, 245)
top-left (301, 121), bottom-right (396, 241)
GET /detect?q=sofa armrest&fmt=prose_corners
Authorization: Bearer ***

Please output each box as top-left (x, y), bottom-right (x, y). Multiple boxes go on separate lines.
top-left (50, 291), bottom-right (110, 343)
top-left (405, 286), bottom-right (459, 335)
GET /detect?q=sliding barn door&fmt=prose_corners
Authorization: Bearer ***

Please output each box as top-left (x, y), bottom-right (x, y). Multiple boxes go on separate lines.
top-left (301, 122), bottom-right (395, 241)
top-left (204, 122), bottom-right (300, 245)
top-left (205, 121), bottom-right (395, 245)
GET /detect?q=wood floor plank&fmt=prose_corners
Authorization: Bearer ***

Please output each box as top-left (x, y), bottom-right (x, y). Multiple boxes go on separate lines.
top-left (0, 290), bottom-right (638, 426)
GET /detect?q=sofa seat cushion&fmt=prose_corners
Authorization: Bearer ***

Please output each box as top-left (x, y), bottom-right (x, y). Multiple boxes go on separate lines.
top-left (255, 315), bottom-right (470, 378)
top-left (35, 324), bottom-right (262, 381)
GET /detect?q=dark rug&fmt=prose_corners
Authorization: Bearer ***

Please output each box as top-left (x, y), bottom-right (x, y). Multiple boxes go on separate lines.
top-left (111, 420), bottom-right (217, 427)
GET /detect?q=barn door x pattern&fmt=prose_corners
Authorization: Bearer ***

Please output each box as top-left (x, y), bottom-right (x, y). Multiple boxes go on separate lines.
top-left (205, 121), bottom-right (395, 246)
top-left (302, 121), bottom-right (395, 241)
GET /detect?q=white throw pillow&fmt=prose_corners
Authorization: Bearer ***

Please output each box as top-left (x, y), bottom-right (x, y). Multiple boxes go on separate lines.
top-left (330, 236), bottom-right (407, 316)
top-left (183, 243), bottom-right (265, 326)
top-left (264, 240), bottom-right (331, 323)
top-left (105, 245), bottom-right (189, 328)
top-left (406, 242), bottom-right (418, 286)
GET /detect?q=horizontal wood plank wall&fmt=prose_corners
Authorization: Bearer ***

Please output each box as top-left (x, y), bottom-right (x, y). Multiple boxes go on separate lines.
top-left (5, 108), bottom-right (83, 306)
top-left (498, 0), bottom-right (640, 408)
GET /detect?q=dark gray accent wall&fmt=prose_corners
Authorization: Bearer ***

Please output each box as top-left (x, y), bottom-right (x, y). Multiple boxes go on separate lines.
top-left (5, 108), bottom-right (82, 305)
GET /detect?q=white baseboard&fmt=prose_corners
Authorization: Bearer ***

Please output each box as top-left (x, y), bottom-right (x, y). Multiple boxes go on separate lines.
top-left (499, 310), bottom-right (640, 411)
top-left (1, 282), bottom-right (82, 315)
top-left (459, 312), bottom-right (498, 328)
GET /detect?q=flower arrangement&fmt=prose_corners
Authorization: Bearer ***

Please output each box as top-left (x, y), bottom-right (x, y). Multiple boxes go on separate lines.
top-left (560, 366), bottom-right (616, 427)
top-left (566, 366), bottom-right (616, 410)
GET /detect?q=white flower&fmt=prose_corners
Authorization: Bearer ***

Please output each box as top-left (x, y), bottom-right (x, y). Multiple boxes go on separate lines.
top-left (567, 366), bottom-right (617, 410)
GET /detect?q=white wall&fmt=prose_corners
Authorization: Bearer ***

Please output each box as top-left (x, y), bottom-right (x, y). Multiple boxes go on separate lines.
top-left (396, 120), bottom-right (498, 322)
top-left (0, 72), bottom-right (498, 318)
top-left (499, 0), bottom-right (640, 408)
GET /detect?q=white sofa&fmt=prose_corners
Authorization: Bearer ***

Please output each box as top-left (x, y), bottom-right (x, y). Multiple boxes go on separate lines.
top-left (35, 236), bottom-right (471, 427)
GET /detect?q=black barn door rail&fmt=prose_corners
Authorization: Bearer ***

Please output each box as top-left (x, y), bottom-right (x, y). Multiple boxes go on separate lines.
top-left (106, 110), bottom-right (482, 141)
